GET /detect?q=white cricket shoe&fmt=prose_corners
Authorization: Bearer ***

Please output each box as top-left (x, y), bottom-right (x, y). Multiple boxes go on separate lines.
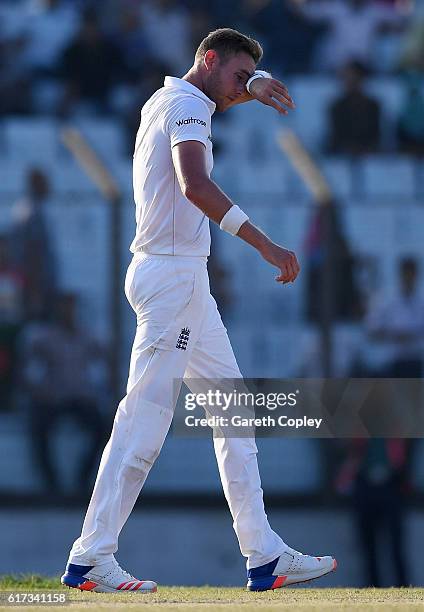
top-left (61, 556), bottom-right (157, 593)
top-left (247, 546), bottom-right (337, 591)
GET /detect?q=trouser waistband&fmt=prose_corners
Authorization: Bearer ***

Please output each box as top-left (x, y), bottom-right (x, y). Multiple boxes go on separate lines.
top-left (132, 250), bottom-right (208, 264)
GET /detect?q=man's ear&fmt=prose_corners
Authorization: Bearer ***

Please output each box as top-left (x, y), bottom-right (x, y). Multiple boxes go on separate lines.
top-left (204, 49), bottom-right (219, 72)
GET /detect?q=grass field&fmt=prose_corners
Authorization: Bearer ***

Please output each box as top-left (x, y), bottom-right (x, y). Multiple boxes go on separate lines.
top-left (0, 576), bottom-right (423, 611)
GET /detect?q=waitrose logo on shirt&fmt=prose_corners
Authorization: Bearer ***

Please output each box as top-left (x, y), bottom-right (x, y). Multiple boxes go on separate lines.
top-left (176, 117), bottom-right (207, 127)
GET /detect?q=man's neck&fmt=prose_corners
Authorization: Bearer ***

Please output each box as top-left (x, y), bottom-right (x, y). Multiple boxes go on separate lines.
top-left (182, 66), bottom-right (206, 95)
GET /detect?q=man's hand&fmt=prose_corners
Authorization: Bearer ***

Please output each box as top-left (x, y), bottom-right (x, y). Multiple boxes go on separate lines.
top-left (237, 222), bottom-right (300, 284)
top-left (227, 77), bottom-right (295, 115)
top-left (249, 77), bottom-right (295, 115)
top-left (259, 241), bottom-right (300, 283)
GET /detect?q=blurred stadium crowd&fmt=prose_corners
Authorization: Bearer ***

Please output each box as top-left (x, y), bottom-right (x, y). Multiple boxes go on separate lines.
top-left (0, 0), bottom-right (424, 587)
top-left (1, 0), bottom-right (424, 148)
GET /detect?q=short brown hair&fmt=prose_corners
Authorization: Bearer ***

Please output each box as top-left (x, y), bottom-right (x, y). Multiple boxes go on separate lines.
top-left (195, 28), bottom-right (263, 65)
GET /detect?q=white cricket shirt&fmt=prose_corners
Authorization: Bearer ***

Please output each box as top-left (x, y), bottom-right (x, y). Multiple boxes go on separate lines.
top-left (130, 76), bottom-right (215, 256)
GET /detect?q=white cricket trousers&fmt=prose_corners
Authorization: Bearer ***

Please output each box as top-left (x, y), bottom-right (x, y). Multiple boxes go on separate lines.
top-left (68, 253), bottom-right (286, 570)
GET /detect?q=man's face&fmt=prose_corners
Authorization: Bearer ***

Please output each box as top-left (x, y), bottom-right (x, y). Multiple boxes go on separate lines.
top-left (204, 51), bottom-right (256, 112)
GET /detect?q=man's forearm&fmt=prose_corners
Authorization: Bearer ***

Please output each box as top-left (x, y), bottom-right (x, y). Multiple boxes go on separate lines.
top-left (187, 179), bottom-right (272, 252)
top-left (236, 220), bottom-right (270, 254)
top-left (185, 178), bottom-right (234, 224)
top-left (187, 179), bottom-right (298, 283)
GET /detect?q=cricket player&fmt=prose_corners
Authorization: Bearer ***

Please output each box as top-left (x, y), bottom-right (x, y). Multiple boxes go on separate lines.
top-left (61, 28), bottom-right (336, 593)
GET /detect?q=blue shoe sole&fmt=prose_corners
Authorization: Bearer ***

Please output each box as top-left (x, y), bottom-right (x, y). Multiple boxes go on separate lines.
top-left (61, 563), bottom-right (95, 589)
top-left (61, 571), bottom-right (88, 588)
top-left (247, 575), bottom-right (278, 591)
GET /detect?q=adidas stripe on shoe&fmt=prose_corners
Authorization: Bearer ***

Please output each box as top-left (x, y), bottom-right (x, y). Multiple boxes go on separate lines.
top-left (61, 557), bottom-right (157, 593)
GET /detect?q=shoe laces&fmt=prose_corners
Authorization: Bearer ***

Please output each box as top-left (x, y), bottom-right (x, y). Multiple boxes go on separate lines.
top-left (285, 546), bottom-right (304, 557)
top-left (109, 557), bottom-right (136, 582)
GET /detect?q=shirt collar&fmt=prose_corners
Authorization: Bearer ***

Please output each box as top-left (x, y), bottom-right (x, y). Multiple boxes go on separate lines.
top-left (164, 76), bottom-right (216, 115)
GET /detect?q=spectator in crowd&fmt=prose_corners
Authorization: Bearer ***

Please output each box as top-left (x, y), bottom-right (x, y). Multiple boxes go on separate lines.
top-left (364, 256), bottom-right (424, 378)
top-left (0, 235), bottom-right (26, 411)
top-left (241, 0), bottom-right (326, 74)
top-left (397, 73), bottom-right (424, 156)
top-left (328, 61), bottom-right (382, 155)
top-left (59, 9), bottom-right (125, 115)
top-left (333, 258), bottom-right (422, 586)
top-left (291, 0), bottom-right (409, 73)
top-left (19, 292), bottom-right (108, 495)
top-left (304, 203), bottom-right (362, 323)
top-left (0, 3), bottom-right (33, 115)
top-left (140, 0), bottom-right (192, 75)
top-left (10, 167), bottom-right (58, 321)
top-left (123, 59), bottom-right (170, 154)
top-left (109, 4), bottom-right (152, 82)
top-left (20, 0), bottom-right (79, 78)
top-left (398, 10), bottom-right (424, 73)
top-left (335, 437), bottom-right (413, 587)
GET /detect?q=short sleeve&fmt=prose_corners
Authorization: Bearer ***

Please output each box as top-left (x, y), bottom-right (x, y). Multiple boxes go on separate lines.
top-left (165, 95), bottom-right (210, 149)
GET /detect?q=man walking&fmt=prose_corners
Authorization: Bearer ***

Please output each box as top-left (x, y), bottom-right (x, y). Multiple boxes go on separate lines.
top-left (62, 28), bottom-right (336, 593)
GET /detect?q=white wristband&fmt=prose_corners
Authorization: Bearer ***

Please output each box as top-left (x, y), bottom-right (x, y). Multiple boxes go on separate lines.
top-left (246, 70), bottom-right (272, 94)
top-left (220, 205), bottom-right (249, 236)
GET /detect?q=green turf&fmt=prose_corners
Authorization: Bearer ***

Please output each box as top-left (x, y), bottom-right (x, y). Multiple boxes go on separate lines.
top-left (0, 576), bottom-right (423, 611)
